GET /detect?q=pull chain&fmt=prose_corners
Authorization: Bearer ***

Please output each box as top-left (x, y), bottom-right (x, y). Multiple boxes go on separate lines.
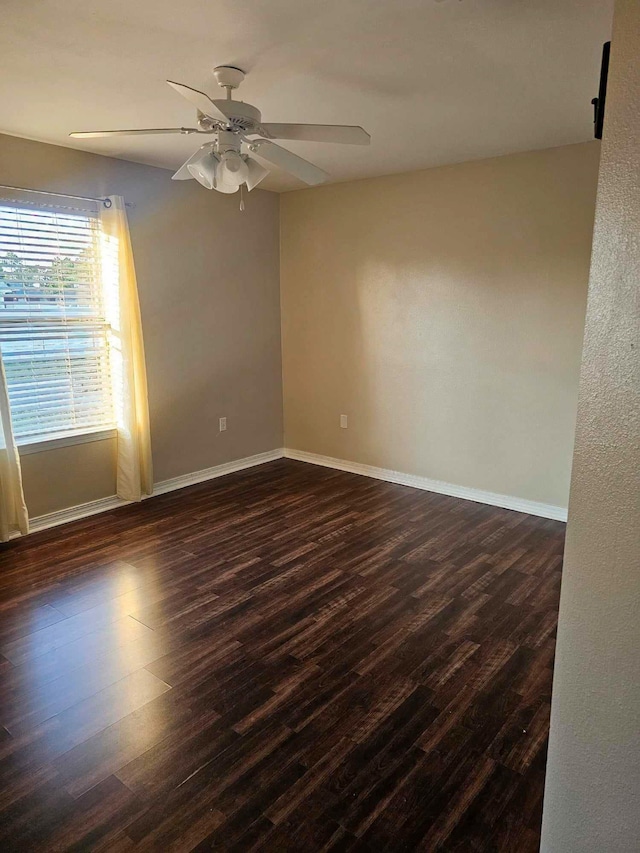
top-left (239, 183), bottom-right (245, 212)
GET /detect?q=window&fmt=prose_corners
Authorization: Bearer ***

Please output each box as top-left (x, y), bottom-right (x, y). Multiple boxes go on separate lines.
top-left (0, 197), bottom-right (114, 444)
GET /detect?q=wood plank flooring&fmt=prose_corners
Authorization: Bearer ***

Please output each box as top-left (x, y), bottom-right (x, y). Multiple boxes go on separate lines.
top-left (0, 459), bottom-right (565, 851)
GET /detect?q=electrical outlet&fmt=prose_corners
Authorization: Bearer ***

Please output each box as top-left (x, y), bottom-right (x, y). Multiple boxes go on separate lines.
top-left (219, 417), bottom-right (227, 432)
top-left (340, 414), bottom-right (348, 429)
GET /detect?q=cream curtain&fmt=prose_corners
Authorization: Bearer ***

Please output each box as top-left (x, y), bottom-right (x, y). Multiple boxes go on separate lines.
top-left (100, 196), bottom-right (153, 501)
top-left (0, 349), bottom-right (28, 541)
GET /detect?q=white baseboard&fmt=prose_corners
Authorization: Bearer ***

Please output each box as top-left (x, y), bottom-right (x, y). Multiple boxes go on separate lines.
top-left (27, 448), bottom-right (285, 535)
top-left (28, 494), bottom-right (127, 534)
top-left (283, 448), bottom-right (568, 522)
top-left (152, 448), bottom-right (284, 496)
top-left (23, 444), bottom-right (567, 536)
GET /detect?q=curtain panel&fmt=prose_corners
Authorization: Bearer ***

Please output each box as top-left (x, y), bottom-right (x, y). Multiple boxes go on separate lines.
top-left (0, 349), bottom-right (28, 541)
top-left (100, 196), bottom-right (153, 501)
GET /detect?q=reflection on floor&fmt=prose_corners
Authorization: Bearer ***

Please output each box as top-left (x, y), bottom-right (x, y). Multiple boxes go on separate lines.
top-left (0, 459), bottom-right (564, 851)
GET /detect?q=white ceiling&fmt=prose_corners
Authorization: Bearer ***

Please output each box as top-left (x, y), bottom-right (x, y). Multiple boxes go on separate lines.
top-left (0, 0), bottom-right (613, 192)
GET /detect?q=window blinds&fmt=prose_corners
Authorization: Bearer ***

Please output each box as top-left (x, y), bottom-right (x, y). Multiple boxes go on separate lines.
top-left (0, 197), bottom-right (114, 442)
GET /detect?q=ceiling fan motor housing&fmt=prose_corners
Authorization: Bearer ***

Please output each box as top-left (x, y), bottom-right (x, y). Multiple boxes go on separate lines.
top-left (212, 100), bottom-right (262, 134)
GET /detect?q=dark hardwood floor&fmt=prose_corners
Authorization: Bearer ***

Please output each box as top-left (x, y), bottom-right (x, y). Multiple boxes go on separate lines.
top-left (0, 459), bottom-right (564, 851)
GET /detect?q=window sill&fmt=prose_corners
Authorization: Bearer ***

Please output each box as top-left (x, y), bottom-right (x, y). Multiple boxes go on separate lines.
top-left (17, 427), bottom-right (117, 456)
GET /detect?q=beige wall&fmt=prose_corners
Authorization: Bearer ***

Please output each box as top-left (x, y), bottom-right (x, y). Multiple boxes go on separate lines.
top-left (541, 2), bottom-right (640, 850)
top-left (20, 439), bottom-right (117, 518)
top-left (280, 142), bottom-right (600, 508)
top-left (2, 136), bottom-right (600, 518)
top-left (0, 134), bottom-right (283, 517)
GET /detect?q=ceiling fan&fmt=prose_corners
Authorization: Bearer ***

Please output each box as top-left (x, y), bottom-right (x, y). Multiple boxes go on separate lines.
top-left (70, 66), bottom-right (371, 202)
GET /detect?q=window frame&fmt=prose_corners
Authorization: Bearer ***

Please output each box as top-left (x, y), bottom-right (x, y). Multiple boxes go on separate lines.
top-left (17, 425), bottom-right (117, 455)
top-left (0, 194), bottom-right (116, 449)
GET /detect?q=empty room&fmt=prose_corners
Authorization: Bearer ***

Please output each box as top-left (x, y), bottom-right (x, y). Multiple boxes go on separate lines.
top-left (0, 1), bottom-right (638, 851)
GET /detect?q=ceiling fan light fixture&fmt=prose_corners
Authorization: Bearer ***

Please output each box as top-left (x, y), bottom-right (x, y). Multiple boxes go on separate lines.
top-left (215, 150), bottom-right (249, 193)
top-left (245, 158), bottom-right (269, 191)
top-left (187, 150), bottom-right (219, 189)
top-left (213, 179), bottom-right (240, 194)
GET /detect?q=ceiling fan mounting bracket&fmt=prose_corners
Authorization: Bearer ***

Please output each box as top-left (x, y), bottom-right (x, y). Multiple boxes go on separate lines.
top-left (213, 66), bottom-right (246, 92)
top-left (196, 111), bottom-right (217, 131)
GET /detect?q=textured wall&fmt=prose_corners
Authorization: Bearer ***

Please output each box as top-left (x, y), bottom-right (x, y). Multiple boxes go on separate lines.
top-left (0, 134), bottom-right (283, 516)
top-left (541, 1), bottom-right (640, 850)
top-left (281, 143), bottom-right (600, 508)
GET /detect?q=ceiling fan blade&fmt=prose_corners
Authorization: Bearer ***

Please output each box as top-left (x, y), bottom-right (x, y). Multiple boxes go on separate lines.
top-left (166, 80), bottom-right (230, 124)
top-left (171, 144), bottom-right (215, 181)
top-left (252, 140), bottom-right (329, 186)
top-left (261, 123), bottom-right (370, 145)
top-left (70, 128), bottom-right (200, 138)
